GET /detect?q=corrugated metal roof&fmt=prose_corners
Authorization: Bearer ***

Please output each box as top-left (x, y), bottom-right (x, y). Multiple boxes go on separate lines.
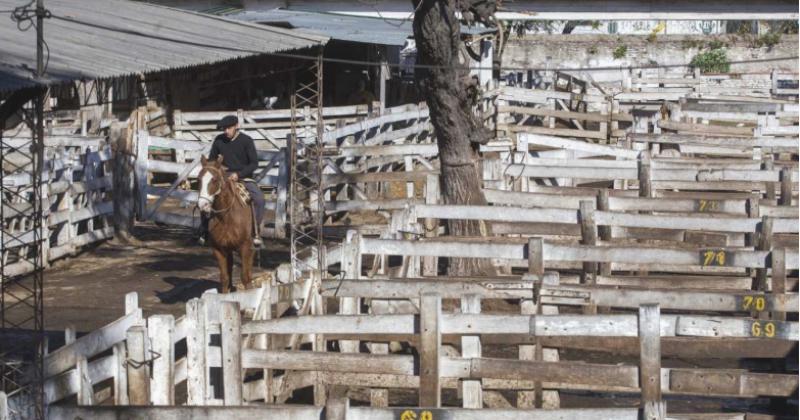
top-left (0, 0), bottom-right (328, 93)
top-left (228, 9), bottom-right (493, 47)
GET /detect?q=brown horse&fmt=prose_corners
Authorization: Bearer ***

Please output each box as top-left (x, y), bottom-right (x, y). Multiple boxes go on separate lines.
top-left (197, 155), bottom-right (254, 293)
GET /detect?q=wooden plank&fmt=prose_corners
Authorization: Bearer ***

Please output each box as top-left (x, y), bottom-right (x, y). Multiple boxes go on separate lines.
top-left (125, 326), bottom-right (149, 405)
top-left (148, 315), bottom-right (175, 405)
top-left (520, 133), bottom-right (640, 159)
top-left (339, 143), bottom-right (438, 158)
top-left (75, 357), bottom-right (94, 406)
top-left (639, 304), bottom-right (664, 420)
top-left (419, 293), bottom-right (442, 407)
top-left (771, 249), bottom-right (787, 322)
top-left (502, 164), bottom-right (636, 181)
top-left (323, 170), bottom-right (435, 186)
top-left (241, 350), bottom-right (414, 375)
top-left (414, 204), bottom-right (578, 224)
top-left (186, 298), bottom-right (207, 405)
top-left (45, 310), bottom-right (142, 378)
top-left (221, 301), bottom-right (243, 405)
top-left (112, 342), bottom-right (128, 405)
top-left (339, 232), bottom-right (362, 354)
top-left (243, 312), bottom-right (799, 339)
top-left (358, 238), bottom-right (790, 270)
top-left (460, 295), bottom-right (482, 409)
top-left (657, 120), bottom-right (754, 136)
top-left (499, 105), bottom-right (610, 123)
top-left (484, 188), bottom-right (592, 210)
top-left (48, 405), bottom-right (325, 419)
top-left (505, 125), bottom-right (607, 140)
top-left (579, 201), bottom-right (598, 285)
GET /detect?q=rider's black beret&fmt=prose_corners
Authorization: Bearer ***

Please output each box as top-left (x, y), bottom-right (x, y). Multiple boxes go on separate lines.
top-left (216, 115), bottom-right (238, 129)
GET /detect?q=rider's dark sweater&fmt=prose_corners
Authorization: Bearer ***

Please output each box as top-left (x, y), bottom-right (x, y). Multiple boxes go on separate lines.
top-left (208, 131), bottom-right (258, 179)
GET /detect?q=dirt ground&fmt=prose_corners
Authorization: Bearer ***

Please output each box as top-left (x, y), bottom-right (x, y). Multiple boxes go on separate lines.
top-left (42, 222), bottom-right (286, 335)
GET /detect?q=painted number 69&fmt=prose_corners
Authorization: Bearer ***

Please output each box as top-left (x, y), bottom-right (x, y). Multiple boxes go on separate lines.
top-left (400, 410), bottom-right (434, 420)
top-left (751, 321), bottom-right (776, 338)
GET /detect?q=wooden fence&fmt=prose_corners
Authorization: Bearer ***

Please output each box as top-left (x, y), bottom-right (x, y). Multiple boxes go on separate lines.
top-left (136, 104), bottom-right (433, 237)
top-left (172, 104), bottom-right (375, 148)
top-left (2, 136), bottom-right (114, 278)
top-left (38, 228), bottom-right (798, 417)
top-left (133, 130), bottom-right (289, 237)
top-left (622, 69), bottom-right (800, 99)
top-left (491, 70), bottom-right (799, 143)
top-left (492, 87), bottom-right (612, 141)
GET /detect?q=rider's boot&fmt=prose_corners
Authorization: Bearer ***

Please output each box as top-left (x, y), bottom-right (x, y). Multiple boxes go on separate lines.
top-left (251, 204), bottom-right (263, 248)
top-left (197, 230), bottom-right (208, 246)
top-left (197, 217), bottom-right (209, 246)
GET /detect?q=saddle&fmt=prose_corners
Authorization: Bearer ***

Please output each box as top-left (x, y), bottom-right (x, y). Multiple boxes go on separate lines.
top-left (233, 180), bottom-right (252, 206)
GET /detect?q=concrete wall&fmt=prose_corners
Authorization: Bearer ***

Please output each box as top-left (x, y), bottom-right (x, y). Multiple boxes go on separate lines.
top-left (501, 34), bottom-right (798, 84)
top-left (524, 20), bottom-right (727, 35)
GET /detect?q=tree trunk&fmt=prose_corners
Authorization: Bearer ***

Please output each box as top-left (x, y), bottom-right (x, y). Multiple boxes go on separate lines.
top-left (412, 0), bottom-right (496, 276)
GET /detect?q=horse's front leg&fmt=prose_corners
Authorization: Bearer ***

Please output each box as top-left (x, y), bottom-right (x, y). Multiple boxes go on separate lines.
top-left (239, 244), bottom-right (254, 290)
top-left (211, 247), bottom-right (231, 293)
top-left (225, 250), bottom-right (235, 292)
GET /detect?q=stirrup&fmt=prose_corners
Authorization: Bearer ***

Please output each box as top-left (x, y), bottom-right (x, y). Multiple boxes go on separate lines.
top-left (253, 236), bottom-right (263, 247)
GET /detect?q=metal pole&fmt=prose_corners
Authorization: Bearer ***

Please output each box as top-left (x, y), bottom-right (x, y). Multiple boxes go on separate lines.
top-left (32, 1), bottom-right (46, 417)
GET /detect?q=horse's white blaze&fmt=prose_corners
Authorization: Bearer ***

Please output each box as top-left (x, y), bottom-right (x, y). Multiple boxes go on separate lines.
top-left (198, 171), bottom-right (214, 209)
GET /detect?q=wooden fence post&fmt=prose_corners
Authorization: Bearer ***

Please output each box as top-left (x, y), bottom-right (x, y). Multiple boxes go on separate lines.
top-left (639, 304), bottom-right (665, 420)
top-left (339, 231), bottom-right (362, 354)
top-left (125, 325), bottom-right (149, 405)
top-left (779, 167), bottom-right (792, 206)
top-left (597, 189), bottom-right (612, 276)
top-left (771, 248), bottom-right (787, 322)
top-left (220, 301), bottom-right (243, 405)
top-left (148, 314), bottom-right (175, 405)
top-left (579, 200), bottom-right (598, 286)
top-left (275, 147), bottom-right (290, 238)
top-left (302, 270), bottom-right (328, 407)
top-left (419, 293), bottom-right (441, 407)
top-left (325, 396), bottom-right (350, 420)
top-left (460, 294), bottom-right (482, 408)
top-left (112, 342), bottom-right (129, 405)
top-left (763, 156), bottom-right (776, 201)
top-left (638, 152), bottom-right (652, 198)
top-left (754, 216), bottom-right (774, 320)
top-left (255, 284), bottom-right (274, 404)
top-left (134, 129), bottom-right (149, 220)
top-left (422, 174), bottom-right (439, 277)
top-left (125, 292), bottom-right (138, 316)
top-left (520, 238), bottom-right (542, 408)
top-left (0, 392), bottom-right (7, 420)
top-left (186, 298), bottom-right (208, 405)
top-left (76, 356), bottom-right (94, 406)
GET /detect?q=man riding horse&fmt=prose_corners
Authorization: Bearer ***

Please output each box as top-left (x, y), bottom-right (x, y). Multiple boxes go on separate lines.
top-left (198, 115), bottom-right (264, 247)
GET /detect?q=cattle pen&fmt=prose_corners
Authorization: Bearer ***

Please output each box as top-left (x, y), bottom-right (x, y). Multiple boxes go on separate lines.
top-left (2, 62), bottom-right (797, 420)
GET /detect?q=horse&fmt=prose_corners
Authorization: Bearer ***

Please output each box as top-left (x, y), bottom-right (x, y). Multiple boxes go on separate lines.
top-left (197, 155), bottom-right (254, 293)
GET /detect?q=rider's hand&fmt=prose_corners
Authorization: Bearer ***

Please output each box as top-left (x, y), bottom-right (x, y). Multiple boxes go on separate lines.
top-left (229, 172), bottom-right (239, 182)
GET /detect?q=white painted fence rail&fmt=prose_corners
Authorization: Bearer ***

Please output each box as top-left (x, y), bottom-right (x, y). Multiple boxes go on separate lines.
top-left (2, 137), bottom-right (115, 278)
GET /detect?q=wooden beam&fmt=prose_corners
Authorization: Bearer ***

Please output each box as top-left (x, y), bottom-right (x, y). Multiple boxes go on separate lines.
top-left (419, 293), bottom-right (442, 407)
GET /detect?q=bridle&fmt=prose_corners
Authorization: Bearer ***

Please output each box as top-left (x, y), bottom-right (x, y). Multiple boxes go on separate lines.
top-left (198, 165), bottom-right (233, 215)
